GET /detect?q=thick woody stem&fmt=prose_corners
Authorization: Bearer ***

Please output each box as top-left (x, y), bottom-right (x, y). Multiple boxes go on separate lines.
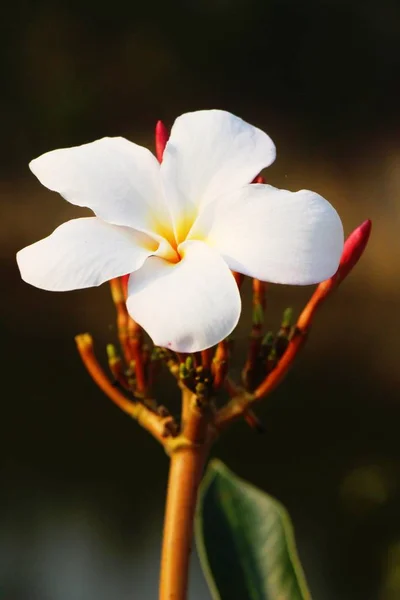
top-left (180, 383), bottom-right (193, 426)
top-left (75, 334), bottom-right (174, 444)
top-left (159, 391), bottom-right (212, 600)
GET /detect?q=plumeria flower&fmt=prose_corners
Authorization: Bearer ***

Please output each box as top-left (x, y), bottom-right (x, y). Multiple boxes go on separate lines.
top-left (17, 110), bottom-right (343, 352)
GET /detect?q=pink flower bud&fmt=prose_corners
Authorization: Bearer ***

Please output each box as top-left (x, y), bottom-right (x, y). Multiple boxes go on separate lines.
top-left (337, 219), bottom-right (372, 283)
top-left (296, 219), bottom-right (372, 331)
top-left (155, 120), bottom-right (169, 163)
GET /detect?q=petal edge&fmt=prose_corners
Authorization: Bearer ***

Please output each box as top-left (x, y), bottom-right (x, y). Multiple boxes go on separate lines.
top-left (126, 240), bottom-right (241, 352)
top-left (189, 184), bottom-right (344, 285)
top-left (17, 217), bottom-right (156, 291)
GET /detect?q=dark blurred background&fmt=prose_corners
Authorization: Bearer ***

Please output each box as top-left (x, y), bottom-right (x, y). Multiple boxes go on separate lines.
top-left (1, 1), bottom-right (400, 598)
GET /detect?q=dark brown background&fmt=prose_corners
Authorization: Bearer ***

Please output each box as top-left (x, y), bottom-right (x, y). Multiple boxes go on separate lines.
top-left (1, 1), bottom-right (400, 598)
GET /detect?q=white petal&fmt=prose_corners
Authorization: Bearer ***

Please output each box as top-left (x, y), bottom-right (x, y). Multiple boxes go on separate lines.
top-left (160, 110), bottom-right (276, 242)
top-left (126, 240), bottom-right (241, 352)
top-left (29, 137), bottom-right (174, 240)
top-left (17, 217), bottom-right (157, 291)
top-left (189, 184), bottom-right (344, 285)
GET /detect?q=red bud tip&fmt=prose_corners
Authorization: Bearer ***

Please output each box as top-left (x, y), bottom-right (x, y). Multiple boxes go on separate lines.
top-left (312, 219), bottom-right (372, 307)
top-left (338, 219), bottom-right (372, 283)
top-left (253, 174), bottom-right (265, 184)
top-left (155, 120), bottom-right (169, 163)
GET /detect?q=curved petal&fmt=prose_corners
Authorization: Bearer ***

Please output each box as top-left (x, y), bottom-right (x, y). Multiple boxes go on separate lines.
top-left (189, 184), bottom-right (344, 285)
top-left (126, 240), bottom-right (241, 352)
top-left (160, 110), bottom-right (276, 242)
top-left (17, 217), bottom-right (157, 291)
top-left (29, 137), bottom-right (174, 241)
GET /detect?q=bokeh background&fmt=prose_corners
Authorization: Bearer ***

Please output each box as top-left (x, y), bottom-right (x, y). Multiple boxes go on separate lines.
top-left (1, 1), bottom-right (400, 598)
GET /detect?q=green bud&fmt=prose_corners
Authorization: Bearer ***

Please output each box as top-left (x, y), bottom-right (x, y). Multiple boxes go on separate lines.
top-left (281, 307), bottom-right (293, 329)
top-left (179, 363), bottom-right (189, 379)
top-left (195, 381), bottom-right (208, 399)
top-left (185, 355), bottom-right (194, 371)
top-left (150, 347), bottom-right (160, 361)
top-left (106, 344), bottom-right (118, 359)
top-left (262, 331), bottom-right (274, 346)
top-left (252, 303), bottom-right (264, 326)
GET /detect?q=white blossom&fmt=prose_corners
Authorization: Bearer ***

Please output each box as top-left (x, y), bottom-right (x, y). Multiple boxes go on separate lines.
top-left (17, 110), bottom-right (343, 352)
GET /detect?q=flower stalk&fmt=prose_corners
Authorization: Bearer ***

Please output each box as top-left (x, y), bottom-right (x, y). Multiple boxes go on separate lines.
top-left (160, 390), bottom-right (213, 600)
top-left (17, 110), bottom-right (372, 600)
top-left (75, 333), bottom-right (176, 443)
top-left (72, 219), bottom-right (372, 599)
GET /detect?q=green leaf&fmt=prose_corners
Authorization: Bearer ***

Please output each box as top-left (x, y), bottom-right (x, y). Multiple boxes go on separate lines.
top-left (195, 460), bottom-right (312, 600)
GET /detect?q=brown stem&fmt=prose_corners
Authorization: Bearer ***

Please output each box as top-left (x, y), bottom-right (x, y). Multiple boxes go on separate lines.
top-left (159, 446), bottom-right (208, 600)
top-left (212, 340), bottom-right (229, 390)
top-left (75, 333), bottom-right (174, 444)
top-left (180, 384), bottom-right (193, 427)
top-left (128, 317), bottom-right (147, 394)
top-left (159, 391), bottom-right (211, 600)
top-left (109, 278), bottom-right (132, 364)
top-left (215, 327), bottom-right (307, 431)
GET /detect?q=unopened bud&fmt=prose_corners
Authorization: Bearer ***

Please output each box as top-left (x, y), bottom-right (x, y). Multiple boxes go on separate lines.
top-left (155, 120), bottom-right (169, 163)
top-left (253, 174), bottom-right (265, 184)
top-left (337, 219), bottom-right (372, 283)
top-left (107, 344), bottom-right (129, 390)
top-left (185, 356), bottom-right (194, 372)
top-left (275, 307), bottom-right (293, 355)
top-left (106, 344), bottom-right (117, 360)
top-left (281, 307), bottom-right (293, 330)
top-left (266, 347), bottom-right (277, 373)
top-left (262, 332), bottom-right (274, 346)
top-left (195, 381), bottom-right (208, 401)
top-left (319, 219), bottom-right (372, 297)
top-left (179, 363), bottom-right (189, 380)
top-left (120, 275), bottom-right (129, 298)
top-left (75, 333), bottom-right (93, 351)
top-left (252, 303), bottom-right (264, 326)
top-left (109, 278), bottom-right (124, 304)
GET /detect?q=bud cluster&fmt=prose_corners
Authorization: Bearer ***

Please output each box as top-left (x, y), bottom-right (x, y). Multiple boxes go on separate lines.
top-left (75, 216), bottom-right (371, 445)
top-left (74, 119), bottom-right (371, 447)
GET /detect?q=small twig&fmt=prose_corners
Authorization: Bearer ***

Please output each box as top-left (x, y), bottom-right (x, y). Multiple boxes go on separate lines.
top-left (201, 348), bottom-right (213, 371)
top-left (127, 317), bottom-right (147, 394)
top-left (215, 219), bottom-right (372, 430)
top-left (109, 278), bottom-right (132, 364)
top-left (212, 340), bottom-right (232, 390)
top-left (75, 333), bottom-right (176, 445)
